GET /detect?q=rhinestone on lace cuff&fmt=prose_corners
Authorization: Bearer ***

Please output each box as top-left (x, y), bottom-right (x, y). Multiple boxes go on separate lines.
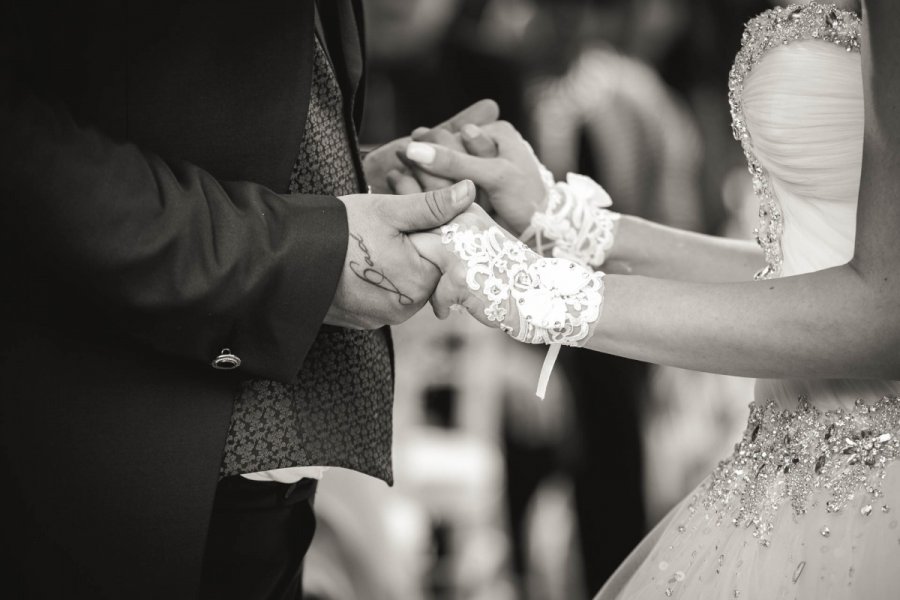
top-left (728, 2), bottom-right (861, 280)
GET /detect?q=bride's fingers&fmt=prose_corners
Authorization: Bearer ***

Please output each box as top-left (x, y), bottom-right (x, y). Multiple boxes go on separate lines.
top-left (461, 124), bottom-right (499, 158)
top-left (413, 126), bottom-right (465, 152)
top-left (410, 224), bottom-right (506, 327)
top-left (408, 232), bottom-right (474, 321)
top-left (407, 230), bottom-right (450, 274)
top-left (479, 120), bottom-right (526, 145)
top-left (436, 98), bottom-right (500, 133)
top-left (412, 99), bottom-right (501, 140)
top-left (394, 150), bottom-right (453, 191)
top-left (386, 169), bottom-right (423, 195)
top-left (428, 274), bottom-right (460, 320)
top-left (405, 141), bottom-right (500, 187)
top-left (433, 277), bottom-right (499, 328)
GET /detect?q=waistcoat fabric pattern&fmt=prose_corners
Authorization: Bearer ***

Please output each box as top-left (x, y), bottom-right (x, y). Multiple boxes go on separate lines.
top-left (220, 36), bottom-right (394, 484)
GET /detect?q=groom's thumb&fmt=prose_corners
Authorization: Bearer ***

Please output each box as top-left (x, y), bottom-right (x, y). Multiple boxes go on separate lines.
top-left (386, 180), bottom-right (475, 232)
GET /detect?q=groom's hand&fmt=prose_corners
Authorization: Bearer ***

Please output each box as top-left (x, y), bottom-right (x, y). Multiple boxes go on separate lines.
top-left (362, 99), bottom-right (499, 194)
top-left (325, 180), bottom-right (476, 329)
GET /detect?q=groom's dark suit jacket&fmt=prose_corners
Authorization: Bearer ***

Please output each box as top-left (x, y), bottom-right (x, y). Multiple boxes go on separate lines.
top-left (0, 1), bottom-right (368, 597)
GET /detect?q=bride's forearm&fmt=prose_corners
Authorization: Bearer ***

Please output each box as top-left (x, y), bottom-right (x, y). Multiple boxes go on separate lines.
top-left (603, 215), bottom-right (765, 282)
top-left (584, 265), bottom-right (900, 380)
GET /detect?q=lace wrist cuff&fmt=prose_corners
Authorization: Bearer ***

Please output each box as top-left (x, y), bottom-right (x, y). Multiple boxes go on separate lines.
top-left (523, 165), bottom-right (620, 269)
top-left (441, 223), bottom-right (605, 397)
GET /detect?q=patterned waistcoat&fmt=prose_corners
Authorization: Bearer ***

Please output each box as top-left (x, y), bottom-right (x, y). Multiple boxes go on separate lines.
top-left (219, 35), bottom-right (393, 484)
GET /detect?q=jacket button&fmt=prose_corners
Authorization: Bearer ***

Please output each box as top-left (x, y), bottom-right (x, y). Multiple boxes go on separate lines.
top-left (212, 348), bottom-right (241, 370)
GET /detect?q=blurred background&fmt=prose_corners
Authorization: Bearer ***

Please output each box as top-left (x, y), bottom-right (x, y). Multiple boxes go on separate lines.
top-left (306, 1), bottom-right (773, 598)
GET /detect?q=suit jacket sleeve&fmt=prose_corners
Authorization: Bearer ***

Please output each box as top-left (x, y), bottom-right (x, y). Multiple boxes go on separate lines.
top-left (0, 85), bottom-right (348, 383)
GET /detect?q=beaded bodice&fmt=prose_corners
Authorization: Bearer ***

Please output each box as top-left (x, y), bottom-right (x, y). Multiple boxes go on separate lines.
top-left (728, 2), bottom-right (862, 280)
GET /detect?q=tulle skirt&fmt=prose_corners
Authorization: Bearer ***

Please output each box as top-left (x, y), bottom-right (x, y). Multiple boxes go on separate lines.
top-left (597, 386), bottom-right (900, 599)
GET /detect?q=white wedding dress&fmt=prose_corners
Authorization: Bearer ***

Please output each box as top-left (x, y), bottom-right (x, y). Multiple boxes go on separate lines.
top-left (596, 4), bottom-right (900, 598)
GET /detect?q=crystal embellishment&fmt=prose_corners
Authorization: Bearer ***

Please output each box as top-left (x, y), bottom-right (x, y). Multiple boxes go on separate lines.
top-left (728, 2), bottom-right (861, 280)
top-left (700, 396), bottom-right (900, 545)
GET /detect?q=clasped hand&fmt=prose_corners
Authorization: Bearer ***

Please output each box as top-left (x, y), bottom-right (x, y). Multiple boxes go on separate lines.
top-left (388, 118), bottom-right (550, 331)
top-left (325, 180), bottom-right (478, 329)
top-left (324, 100), bottom-right (505, 329)
top-left (326, 101), bottom-right (549, 332)
top-left (408, 203), bottom-right (536, 330)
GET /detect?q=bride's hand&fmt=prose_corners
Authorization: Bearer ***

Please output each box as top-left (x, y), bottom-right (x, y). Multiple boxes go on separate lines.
top-left (409, 202), bottom-right (605, 350)
top-left (404, 121), bottom-right (548, 236)
top-left (362, 99), bottom-right (499, 193)
top-left (408, 203), bottom-right (528, 326)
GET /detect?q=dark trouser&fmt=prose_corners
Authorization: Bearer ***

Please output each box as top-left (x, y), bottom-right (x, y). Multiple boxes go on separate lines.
top-left (200, 476), bottom-right (318, 600)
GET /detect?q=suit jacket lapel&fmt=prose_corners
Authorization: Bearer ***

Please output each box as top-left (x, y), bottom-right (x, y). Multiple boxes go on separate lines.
top-left (316, 0), bottom-right (365, 128)
top-left (348, 0), bottom-right (366, 129)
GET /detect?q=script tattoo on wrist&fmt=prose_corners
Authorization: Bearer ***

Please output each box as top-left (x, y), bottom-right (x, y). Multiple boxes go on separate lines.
top-left (348, 233), bottom-right (415, 306)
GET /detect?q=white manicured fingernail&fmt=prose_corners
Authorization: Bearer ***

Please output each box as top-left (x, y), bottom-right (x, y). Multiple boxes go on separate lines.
top-left (406, 142), bottom-right (436, 165)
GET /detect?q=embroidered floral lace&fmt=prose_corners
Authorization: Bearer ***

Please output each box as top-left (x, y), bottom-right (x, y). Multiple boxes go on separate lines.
top-left (441, 223), bottom-right (606, 397)
top-left (522, 164), bottom-right (620, 269)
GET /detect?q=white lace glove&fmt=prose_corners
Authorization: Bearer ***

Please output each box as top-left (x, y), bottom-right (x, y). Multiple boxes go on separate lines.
top-left (520, 163), bottom-right (620, 270)
top-left (440, 222), bottom-right (606, 397)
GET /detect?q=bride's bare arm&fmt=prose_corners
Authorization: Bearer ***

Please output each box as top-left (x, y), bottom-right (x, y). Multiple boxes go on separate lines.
top-left (586, 263), bottom-right (899, 379)
top-left (604, 216), bottom-right (764, 282)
